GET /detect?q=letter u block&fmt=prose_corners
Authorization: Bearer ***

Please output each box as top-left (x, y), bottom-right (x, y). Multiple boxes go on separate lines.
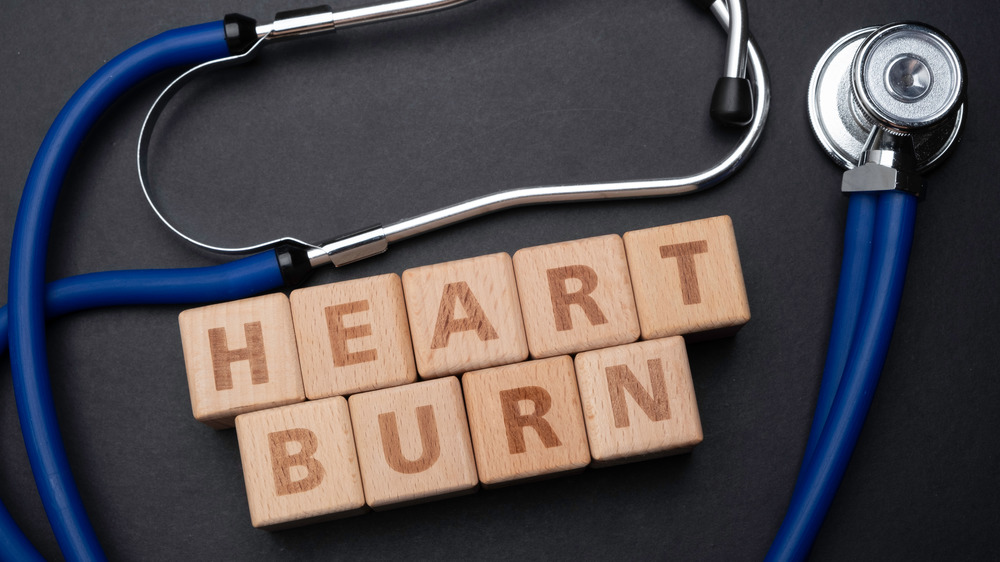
top-left (402, 253), bottom-right (529, 379)
top-left (624, 216), bottom-right (750, 340)
top-left (289, 273), bottom-right (417, 399)
top-left (462, 356), bottom-right (591, 487)
top-left (179, 293), bottom-right (305, 428)
top-left (348, 377), bottom-right (478, 509)
top-left (235, 397), bottom-right (367, 529)
top-left (512, 234), bottom-right (640, 358)
top-left (574, 337), bottom-right (703, 466)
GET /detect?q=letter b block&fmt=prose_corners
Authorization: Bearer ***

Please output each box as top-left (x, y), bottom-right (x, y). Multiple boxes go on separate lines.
top-left (623, 216), bottom-right (750, 340)
top-left (574, 337), bottom-right (702, 466)
top-left (179, 293), bottom-right (305, 428)
top-left (349, 377), bottom-right (478, 509)
top-left (462, 356), bottom-right (591, 487)
top-left (235, 397), bottom-right (367, 529)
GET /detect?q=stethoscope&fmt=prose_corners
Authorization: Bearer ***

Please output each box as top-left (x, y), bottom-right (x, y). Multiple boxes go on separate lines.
top-left (0, 1), bottom-right (964, 561)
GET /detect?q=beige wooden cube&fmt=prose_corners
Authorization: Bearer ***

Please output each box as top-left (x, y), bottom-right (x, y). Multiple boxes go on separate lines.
top-left (348, 377), bottom-right (478, 509)
top-left (512, 234), bottom-right (640, 358)
top-left (401, 253), bottom-right (529, 379)
top-left (623, 216), bottom-right (750, 341)
top-left (574, 337), bottom-right (703, 466)
top-left (289, 274), bottom-right (417, 400)
top-left (179, 293), bottom-right (305, 429)
top-left (235, 397), bottom-right (367, 529)
top-left (462, 356), bottom-right (591, 487)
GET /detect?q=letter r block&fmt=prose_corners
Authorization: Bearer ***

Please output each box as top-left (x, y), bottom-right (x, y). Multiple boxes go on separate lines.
top-left (623, 216), bottom-right (750, 340)
top-left (348, 377), bottom-right (478, 509)
top-left (574, 337), bottom-right (703, 466)
top-left (235, 397), bottom-right (367, 529)
top-left (179, 293), bottom-right (305, 428)
top-left (462, 356), bottom-right (591, 487)
top-left (402, 253), bottom-right (529, 379)
top-left (513, 234), bottom-right (640, 358)
top-left (290, 273), bottom-right (417, 399)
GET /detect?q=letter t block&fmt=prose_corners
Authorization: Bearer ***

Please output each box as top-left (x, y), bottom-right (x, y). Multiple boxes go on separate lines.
top-left (179, 293), bottom-right (305, 428)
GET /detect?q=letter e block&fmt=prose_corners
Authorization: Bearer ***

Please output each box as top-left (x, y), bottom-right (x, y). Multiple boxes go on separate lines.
top-left (235, 397), bottom-right (367, 529)
top-left (179, 293), bottom-right (305, 428)
top-left (574, 337), bottom-right (702, 466)
top-left (623, 216), bottom-right (750, 340)
top-left (462, 356), bottom-right (591, 487)
top-left (513, 234), bottom-right (640, 358)
top-left (348, 377), bottom-right (478, 509)
top-left (402, 253), bottom-right (529, 379)
top-left (290, 274), bottom-right (417, 399)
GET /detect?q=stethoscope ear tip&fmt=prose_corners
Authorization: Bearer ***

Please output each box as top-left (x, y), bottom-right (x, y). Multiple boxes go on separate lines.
top-left (710, 76), bottom-right (754, 127)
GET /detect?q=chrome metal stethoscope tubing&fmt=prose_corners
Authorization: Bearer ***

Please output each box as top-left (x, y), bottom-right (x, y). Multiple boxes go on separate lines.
top-left (257, 0), bottom-right (479, 38)
top-left (307, 0), bottom-right (770, 268)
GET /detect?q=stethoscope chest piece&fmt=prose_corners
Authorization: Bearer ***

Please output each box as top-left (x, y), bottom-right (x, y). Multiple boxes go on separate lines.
top-left (808, 22), bottom-right (966, 173)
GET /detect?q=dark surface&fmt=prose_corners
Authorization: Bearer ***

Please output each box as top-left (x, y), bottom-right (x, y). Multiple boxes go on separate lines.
top-left (2, 1), bottom-right (998, 560)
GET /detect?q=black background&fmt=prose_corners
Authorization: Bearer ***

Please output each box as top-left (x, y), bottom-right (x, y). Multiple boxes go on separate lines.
top-left (2, 0), bottom-right (998, 560)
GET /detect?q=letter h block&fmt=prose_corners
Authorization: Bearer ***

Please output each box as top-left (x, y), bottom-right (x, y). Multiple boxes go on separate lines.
top-left (179, 293), bottom-right (305, 429)
top-left (574, 337), bottom-right (703, 466)
top-left (462, 356), bottom-right (591, 487)
top-left (348, 377), bottom-right (478, 509)
top-left (623, 216), bottom-right (750, 341)
top-left (235, 397), bottom-right (367, 529)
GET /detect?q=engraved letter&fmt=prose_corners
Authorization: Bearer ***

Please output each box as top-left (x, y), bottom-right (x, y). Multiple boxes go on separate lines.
top-left (208, 322), bottom-right (268, 391)
top-left (378, 406), bottom-right (441, 474)
top-left (546, 265), bottom-right (609, 331)
top-left (605, 359), bottom-right (671, 428)
top-left (499, 386), bottom-right (562, 454)
top-left (659, 240), bottom-right (709, 305)
top-left (325, 300), bottom-right (378, 367)
top-left (430, 281), bottom-right (500, 349)
top-left (269, 428), bottom-right (326, 496)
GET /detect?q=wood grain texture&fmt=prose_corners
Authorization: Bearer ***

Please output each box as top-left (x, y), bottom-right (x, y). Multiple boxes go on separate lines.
top-left (462, 356), bottom-right (591, 487)
top-left (401, 253), bottom-right (529, 379)
top-left (512, 234), bottom-right (640, 358)
top-left (179, 293), bottom-right (305, 429)
top-left (623, 216), bottom-right (750, 341)
top-left (574, 337), bottom-right (702, 466)
top-left (348, 377), bottom-right (478, 510)
top-left (234, 397), bottom-right (367, 529)
top-left (289, 273), bottom-right (417, 400)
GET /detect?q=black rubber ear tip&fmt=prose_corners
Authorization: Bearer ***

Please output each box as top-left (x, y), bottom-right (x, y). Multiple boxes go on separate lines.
top-left (689, 0), bottom-right (718, 10)
top-left (710, 77), bottom-right (754, 127)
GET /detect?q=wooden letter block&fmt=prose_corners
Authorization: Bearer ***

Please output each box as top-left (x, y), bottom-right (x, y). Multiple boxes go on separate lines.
top-left (462, 356), bottom-right (590, 487)
top-left (179, 293), bottom-right (305, 429)
top-left (574, 337), bottom-right (703, 466)
top-left (348, 377), bottom-right (478, 509)
top-left (235, 397), bottom-right (367, 529)
top-left (623, 215), bottom-right (750, 340)
top-left (402, 253), bottom-right (529, 379)
top-left (512, 234), bottom-right (640, 358)
top-left (290, 273), bottom-right (417, 400)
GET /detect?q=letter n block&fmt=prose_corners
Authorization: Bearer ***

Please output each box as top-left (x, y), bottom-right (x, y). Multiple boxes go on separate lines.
top-left (574, 337), bottom-right (702, 466)
top-left (402, 253), bottom-right (529, 379)
top-left (512, 234), bottom-right (640, 358)
top-left (623, 215), bottom-right (750, 340)
top-left (462, 356), bottom-right (591, 487)
top-left (235, 397), bottom-right (367, 529)
top-left (179, 293), bottom-right (305, 428)
top-left (348, 377), bottom-right (478, 509)
top-left (289, 273), bottom-right (417, 399)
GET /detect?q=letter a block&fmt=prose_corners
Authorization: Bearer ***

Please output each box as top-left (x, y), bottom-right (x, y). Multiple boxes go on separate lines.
top-left (623, 216), bottom-right (750, 340)
top-left (235, 397), bottom-right (367, 529)
top-left (348, 377), bottom-right (478, 509)
top-left (402, 253), bottom-right (529, 379)
top-left (462, 356), bottom-right (590, 487)
top-left (179, 293), bottom-right (305, 429)
top-left (574, 337), bottom-right (703, 466)
top-left (513, 234), bottom-right (640, 358)
top-left (289, 273), bottom-right (417, 399)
